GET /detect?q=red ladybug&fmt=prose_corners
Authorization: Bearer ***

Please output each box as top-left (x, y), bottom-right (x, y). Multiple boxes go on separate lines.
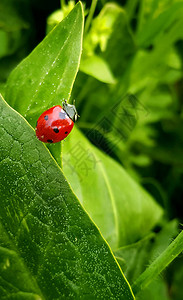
top-left (35, 100), bottom-right (78, 143)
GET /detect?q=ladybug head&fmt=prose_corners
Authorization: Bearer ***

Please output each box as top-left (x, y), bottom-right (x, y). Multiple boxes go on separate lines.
top-left (62, 100), bottom-right (79, 122)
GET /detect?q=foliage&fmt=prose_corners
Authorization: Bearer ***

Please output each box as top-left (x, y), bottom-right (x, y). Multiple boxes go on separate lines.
top-left (0, 0), bottom-right (183, 299)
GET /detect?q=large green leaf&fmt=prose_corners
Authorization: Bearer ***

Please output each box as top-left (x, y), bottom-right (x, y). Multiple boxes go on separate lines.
top-left (62, 127), bottom-right (163, 249)
top-left (0, 94), bottom-right (135, 299)
top-left (5, 2), bottom-right (84, 128)
top-left (80, 55), bottom-right (117, 84)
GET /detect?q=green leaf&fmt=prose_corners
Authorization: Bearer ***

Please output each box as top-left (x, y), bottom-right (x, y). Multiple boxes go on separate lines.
top-left (0, 94), bottom-right (135, 299)
top-left (136, 279), bottom-right (169, 300)
top-left (115, 220), bottom-right (179, 299)
top-left (136, 2), bottom-right (183, 47)
top-left (62, 127), bottom-right (163, 249)
top-left (0, 222), bottom-right (43, 299)
top-left (80, 54), bottom-right (117, 84)
top-left (114, 219), bottom-right (179, 284)
top-left (114, 234), bottom-right (155, 282)
top-left (129, 14), bottom-right (183, 95)
top-left (132, 226), bottom-right (183, 295)
top-left (5, 2), bottom-right (84, 128)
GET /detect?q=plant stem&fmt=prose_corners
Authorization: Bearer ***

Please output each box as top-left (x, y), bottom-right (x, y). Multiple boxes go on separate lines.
top-left (84, 0), bottom-right (98, 35)
top-left (125, 0), bottom-right (139, 21)
top-left (61, 0), bottom-right (66, 9)
top-left (132, 230), bottom-right (183, 295)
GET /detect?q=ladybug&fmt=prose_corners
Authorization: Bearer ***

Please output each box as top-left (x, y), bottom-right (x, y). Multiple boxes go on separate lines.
top-left (35, 100), bottom-right (78, 143)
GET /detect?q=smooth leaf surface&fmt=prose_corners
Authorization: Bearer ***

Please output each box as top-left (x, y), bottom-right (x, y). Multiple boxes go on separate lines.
top-left (62, 127), bottom-right (163, 249)
top-left (0, 94), bottom-right (135, 299)
top-left (80, 55), bottom-right (117, 84)
top-left (5, 2), bottom-right (84, 128)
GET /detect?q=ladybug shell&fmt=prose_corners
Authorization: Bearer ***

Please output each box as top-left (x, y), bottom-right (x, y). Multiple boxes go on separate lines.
top-left (35, 105), bottom-right (74, 143)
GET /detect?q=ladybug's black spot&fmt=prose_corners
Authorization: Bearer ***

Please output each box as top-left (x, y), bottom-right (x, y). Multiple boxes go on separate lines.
top-left (59, 112), bottom-right (66, 119)
top-left (44, 115), bottom-right (48, 120)
top-left (53, 128), bottom-right (59, 133)
top-left (65, 131), bottom-right (68, 134)
top-left (47, 139), bottom-right (53, 143)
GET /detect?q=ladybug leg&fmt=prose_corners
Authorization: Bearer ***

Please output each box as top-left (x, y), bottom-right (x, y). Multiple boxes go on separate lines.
top-left (72, 99), bottom-right (80, 118)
